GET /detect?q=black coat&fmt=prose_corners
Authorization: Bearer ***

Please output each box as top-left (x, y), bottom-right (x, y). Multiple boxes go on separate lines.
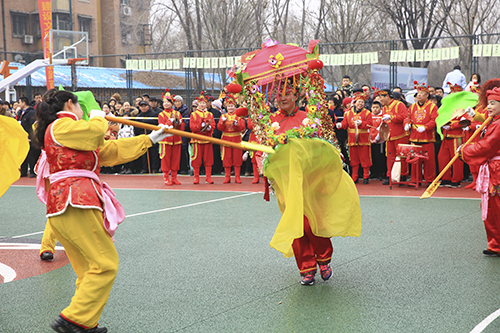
top-left (18, 106), bottom-right (37, 145)
top-left (133, 108), bottom-right (159, 136)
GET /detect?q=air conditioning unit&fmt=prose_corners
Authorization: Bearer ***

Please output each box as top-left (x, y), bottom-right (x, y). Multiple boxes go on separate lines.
top-left (121, 6), bottom-right (132, 16)
top-left (23, 35), bottom-right (33, 44)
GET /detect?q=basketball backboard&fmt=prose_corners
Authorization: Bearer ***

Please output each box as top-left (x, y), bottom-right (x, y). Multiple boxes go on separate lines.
top-left (44, 29), bottom-right (89, 65)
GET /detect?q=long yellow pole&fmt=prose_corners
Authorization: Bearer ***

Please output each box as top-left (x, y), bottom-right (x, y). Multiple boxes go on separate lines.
top-left (420, 116), bottom-right (492, 199)
top-left (105, 116), bottom-right (275, 154)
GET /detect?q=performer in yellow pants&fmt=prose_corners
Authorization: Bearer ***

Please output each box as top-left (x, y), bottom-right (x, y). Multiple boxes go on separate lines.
top-left (39, 221), bottom-right (57, 259)
top-left (35, 89), bottom-right (170, 332)
top-left (49, 207), bottom-right (118, 328)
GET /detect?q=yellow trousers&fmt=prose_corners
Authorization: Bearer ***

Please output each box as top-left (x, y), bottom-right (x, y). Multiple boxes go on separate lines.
top-left (49, 206), bottom-right (119, 329)
top-left (40, 220), bottom-right (57, 255)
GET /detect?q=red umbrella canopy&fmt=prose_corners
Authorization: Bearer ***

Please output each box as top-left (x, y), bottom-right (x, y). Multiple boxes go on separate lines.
top-left (241, 40), bottom-right (319, 87)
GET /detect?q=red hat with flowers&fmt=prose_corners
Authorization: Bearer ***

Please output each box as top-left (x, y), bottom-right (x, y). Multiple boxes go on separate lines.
top-left (225, 93), bottom-right (237, 106)
top-left (447, 82), bottom-right (463, 93)
top-left (414, 80), bottom-right (429, 93)
top-left (162, 88), bottom-right (175, 103)
top-left (196, 91), bottom-right (209, 103)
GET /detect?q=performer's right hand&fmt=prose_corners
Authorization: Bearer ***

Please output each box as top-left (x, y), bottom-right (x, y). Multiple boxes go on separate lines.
top-left (90, 110), bottom-right (106, 119)
top-left (404, 123), bottom-right (410, 132)
top-left (336, 122), bottom-right (342, 129)
top-left (382, 114), bottom-right (391, 122)
top-left (149, 124), bottom-right (173, 144)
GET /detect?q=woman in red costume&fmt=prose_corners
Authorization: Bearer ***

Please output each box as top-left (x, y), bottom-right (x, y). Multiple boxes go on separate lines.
top-left (269, 83), bottom-right (333, 285)
top-left (35, 90), bottom-right (169, 332)
top-left (460, 80), bottom-right (500, 257)
top-left (158, 89), bottom-right (185, 186)
top-left (217, 94), bottom-right (246, 183)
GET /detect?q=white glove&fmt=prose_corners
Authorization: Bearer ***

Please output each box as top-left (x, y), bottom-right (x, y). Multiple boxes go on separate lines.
top-left (221, 116), bottom-right (227, 122)
top-left (442, 125), bottom-right (451, 130)
top-left (463, 126), bottom-right (470, 132)
top-left (336, 122), bottom-right (342, 129)
top-left (460, 116), bottom-right (467, 121)
top-left (207, 125), bottom-right (212, 131)
top-left (242, 151), bottom-right (249, 161)
top-left (375, 134), bottom-right (380, 142)
top-left (476, 124), bottom-right (481, 130)
top-left (416, 126), bottom-right (425, 133)
top-left (354, 120), bottom-right (362, 126)
top-left (404, 123), bottom-right (410, 132)
top-left (90, 110), bottom-right (106, 119)
top-left (149, 124), bottom-right (173, 144)
top-left (201, 122), bottom-right (206, 127)
top-left (465, 107), bottom-right (475, 118)
top-left (234, 120), bottom-right (238, 126)
top-left (382, 114), bottom-right (391, 122)
top-left (170, 118), bottom-right (175, 123)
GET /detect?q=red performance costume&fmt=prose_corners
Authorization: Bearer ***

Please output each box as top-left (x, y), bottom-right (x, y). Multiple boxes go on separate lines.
top-left (405, 96), bottom-right (438, 183)
top-left (217, 94), bottom-right (245, 183)
top-left (189, 92), bottom-right (215, 184)
top-left (438, 113), bottom-right (471, 186)
top-left (338, 93), bottom-right (373, 182)
top-left (461, 87), bottom-right (500, 255)
top-left (466, 104), bottom-right (487, 189)
top-left (158, 89), bottom-right (185, 186)
top-left (269, 106), bottom-right (334, 277)
top-left (382, 93), bottom-right (409, 179)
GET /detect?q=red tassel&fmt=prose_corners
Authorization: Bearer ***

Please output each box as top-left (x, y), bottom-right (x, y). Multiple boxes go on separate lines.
top-left (263, 177), bottom-right (270, 201)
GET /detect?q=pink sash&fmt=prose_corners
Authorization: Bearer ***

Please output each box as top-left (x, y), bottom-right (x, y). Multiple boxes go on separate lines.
top-left (36, 153), bottom-right (125, 240)
top-left (476, 155), bottom-right (500, 220)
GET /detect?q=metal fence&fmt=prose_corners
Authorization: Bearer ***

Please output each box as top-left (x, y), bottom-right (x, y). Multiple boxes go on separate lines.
top-left (3, 33), bottom-right (500, 105)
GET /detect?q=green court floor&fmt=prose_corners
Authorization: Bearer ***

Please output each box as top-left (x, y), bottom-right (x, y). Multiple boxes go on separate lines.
top-left (1, 186), bottom-right (500, 332)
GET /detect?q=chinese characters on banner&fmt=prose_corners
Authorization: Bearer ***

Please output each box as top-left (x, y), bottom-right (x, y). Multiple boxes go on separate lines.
top-left (37, 0), bottom-right (54, 89)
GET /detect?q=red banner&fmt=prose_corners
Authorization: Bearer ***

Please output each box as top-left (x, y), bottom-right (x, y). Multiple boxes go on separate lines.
top-left (37, 0), bottom-right (54, 89)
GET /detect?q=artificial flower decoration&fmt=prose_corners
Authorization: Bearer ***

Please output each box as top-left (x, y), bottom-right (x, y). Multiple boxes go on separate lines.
top-left (269, 53), bottom-right (284, 69)
top-left (226, 64), bottom-right (238, 79)
top-left (251, 85), bottom-right (260, 94)
top-left (264, 39), bottom-right (279, 48)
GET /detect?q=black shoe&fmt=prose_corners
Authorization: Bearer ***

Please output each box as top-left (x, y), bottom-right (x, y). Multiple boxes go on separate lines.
top-left (29, 173), bottom-right (36, 178)
top-left (51, 315), bottom-right (107, 332)
top-left (400, 175), bottom-right (407, 182)
top-left (363, 178), bottom-right (369, 184)
top-left (448, 182), bottom-right (461, 188)
top-left (439, 180), bottom-right (451, 187)
top-left (483, 249), bottom-right (500, 257)
top-left (40, 252), bottom-right (54, 261)
top-left (382, 179), bottom-right (390, 185)
top-left (140, 169), bottom-right (148, 174)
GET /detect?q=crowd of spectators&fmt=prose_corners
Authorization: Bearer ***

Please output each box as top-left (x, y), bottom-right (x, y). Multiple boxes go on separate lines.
top-left (7, 65), bottom-right (482, 187)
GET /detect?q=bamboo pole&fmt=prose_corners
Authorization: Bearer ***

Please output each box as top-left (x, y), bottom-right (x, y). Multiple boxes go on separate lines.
top-left (420, 116), bottom-right (492, 199)
top-left (105, 116), bottom-right (275, 154)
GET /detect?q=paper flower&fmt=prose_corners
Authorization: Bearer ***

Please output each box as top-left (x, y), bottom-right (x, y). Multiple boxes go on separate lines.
top-left (268, 53), bottom-right (284, 68)
top-left (302, 118), bottom-right (312, 126)
top-left (271, 122), bottom-right (281, 131)
top-left (264, 39), bottom-right (279, 48)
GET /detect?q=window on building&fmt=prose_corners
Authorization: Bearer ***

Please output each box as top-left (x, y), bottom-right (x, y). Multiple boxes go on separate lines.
top-left (53, 13), bottom-right (71, 31)
top-left (79, 17), bottom-right (91, 40)
top-left (33, 16), bottom-right (41, 38)
top-left (12, 13), bottom-right (28, 36)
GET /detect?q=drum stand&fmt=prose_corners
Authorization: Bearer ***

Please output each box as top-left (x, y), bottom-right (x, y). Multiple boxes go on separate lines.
top-left (389, 153), bottom-right (429, 190)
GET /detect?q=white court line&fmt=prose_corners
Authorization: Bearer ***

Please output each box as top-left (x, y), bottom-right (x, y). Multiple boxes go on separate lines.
top-left (470, 308), bottom-right (500, 333)
top-left (11, 231), bottom-right (44, 238)
top-left (0, 263), bottom-right (16, 283)
top-left (10, 192), bottom-right (258, 238)
top-left (126, 192), bottom-right (257, 218)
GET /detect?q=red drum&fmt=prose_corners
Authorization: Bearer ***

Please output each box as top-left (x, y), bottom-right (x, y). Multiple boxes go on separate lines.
top-left (397, 144), bottom-right (423, 158)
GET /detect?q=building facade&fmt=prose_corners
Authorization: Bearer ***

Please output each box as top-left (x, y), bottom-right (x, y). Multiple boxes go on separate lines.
top-left (0, 0), bottom-right (150, 67)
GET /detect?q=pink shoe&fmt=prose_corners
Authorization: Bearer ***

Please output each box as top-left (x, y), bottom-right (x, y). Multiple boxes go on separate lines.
top-left (300, 274), bottom-right (315, 285)
top-left (319, 263), bottom-right (332, 281)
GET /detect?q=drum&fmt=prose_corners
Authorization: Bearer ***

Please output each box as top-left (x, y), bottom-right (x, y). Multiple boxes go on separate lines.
top-left (396, 144), bottom-right (423, 158)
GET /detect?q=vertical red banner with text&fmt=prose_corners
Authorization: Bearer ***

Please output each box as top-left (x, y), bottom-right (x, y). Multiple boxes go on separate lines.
top-left (37, 0), bottom-right (54, 89)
